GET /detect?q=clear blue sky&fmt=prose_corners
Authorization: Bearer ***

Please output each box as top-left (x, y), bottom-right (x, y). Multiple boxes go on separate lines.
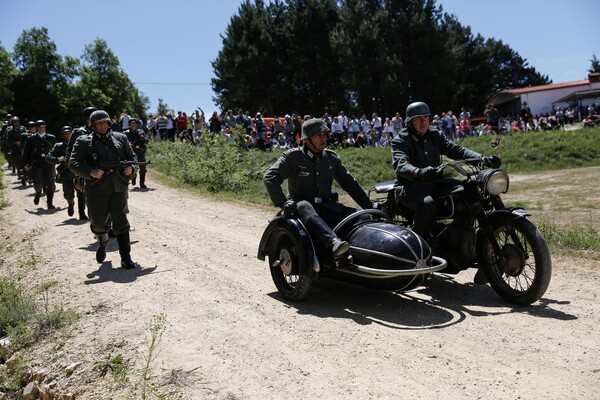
top-left (1, 0), bottom-right (598, 115)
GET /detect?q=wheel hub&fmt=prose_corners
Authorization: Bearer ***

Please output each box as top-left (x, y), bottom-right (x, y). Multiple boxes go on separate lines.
top-left (502, 244), bottom-right (525, 277)
top-left (278, 248), bottom-right (293, 276)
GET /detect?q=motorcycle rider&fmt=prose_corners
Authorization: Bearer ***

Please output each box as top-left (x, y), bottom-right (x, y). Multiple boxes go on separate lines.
top-left (391, 101), bottom-right (499, 238)
top-left (263, 118), bottom-right (373, 260)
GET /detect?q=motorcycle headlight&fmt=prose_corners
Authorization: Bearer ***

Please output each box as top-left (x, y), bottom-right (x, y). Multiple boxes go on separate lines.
top-left (478, 169), bottom-right (509, 196)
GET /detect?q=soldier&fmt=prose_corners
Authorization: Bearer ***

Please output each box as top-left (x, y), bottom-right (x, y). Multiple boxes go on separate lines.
top-left (68, 110), bottom-right (138, 269)
top-left (1, 114), bottom-right (15, 171)
top-left (124, 119), bottom-right (148, 189)
top-left (263, 118), bottom-right (373, 260)
top-left (46, 126), bottom-right (87, 219)
top-left (22, 120), bottom-right (58, 209)
top-left (20, 121), bottom-right (38, 185)
top-left (5, 116), bottom-right (27, 181)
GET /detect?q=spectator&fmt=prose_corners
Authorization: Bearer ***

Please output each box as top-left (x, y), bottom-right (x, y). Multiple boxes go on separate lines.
top-left (485, 103), bottom-right (500, 133)
top-left (391, 112), bottom-right (403, 137)
top-left (331, 116), bottom-right (344, 145)
top-left (155, 111), bottom-right (168, 140)
top-left (175, 111), bottom-right (187, 137)
top-left (209, 111), bottom-right (222, 134)
top-left (371, 112), bottom-right (382, 135)
top-left (166, 112), bottom-right (176, 141)
top-left (519, 102), bottom-right (533, 132)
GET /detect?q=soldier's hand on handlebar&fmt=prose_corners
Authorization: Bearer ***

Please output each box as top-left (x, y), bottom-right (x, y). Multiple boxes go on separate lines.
top-left (484, 155), bottom-right (501, 169)
top-left (282, 199), bottom-right (297, 217)
top-left (418, 166), bottom-right (440, 181)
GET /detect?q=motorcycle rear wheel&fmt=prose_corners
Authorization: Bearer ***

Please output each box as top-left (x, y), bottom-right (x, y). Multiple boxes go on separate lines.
top-left (479, 218), bottom-right (551, 305)
top-left (268, 229), bottom-right (313, 301)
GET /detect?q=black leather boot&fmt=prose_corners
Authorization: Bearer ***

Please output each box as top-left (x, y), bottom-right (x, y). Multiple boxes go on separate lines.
top-left (139, 171), bottom-right (147, 189)
top-left (78, 196), bottom-right (88, 220)
top-left (95, 233), bottom-right (109, 263)
top-left (304, 216), bottom-right (350, 259)
top-left (67, 199), bottom-right (75, 216)
top-left (46, 191), bottom-right (55, 209)
top-left (116, 231), bottom-right (136, 269)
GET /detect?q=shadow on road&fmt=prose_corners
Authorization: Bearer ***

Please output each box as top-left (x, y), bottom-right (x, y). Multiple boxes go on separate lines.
top-left (269, 273), bottom-right (576, 330)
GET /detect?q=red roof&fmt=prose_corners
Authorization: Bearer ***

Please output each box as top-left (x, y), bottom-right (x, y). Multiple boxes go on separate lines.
top-left (504, 79), bottom-right (589, 94)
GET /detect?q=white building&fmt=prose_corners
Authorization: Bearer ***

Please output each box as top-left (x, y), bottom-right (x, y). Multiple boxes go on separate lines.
top-left (488, 73), bottom-right (600, 117)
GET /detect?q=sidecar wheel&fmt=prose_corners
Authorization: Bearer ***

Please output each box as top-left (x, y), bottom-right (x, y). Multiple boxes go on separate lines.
top-left (268, 229), bottom-right (313, 301)
top-left (479, 218), bottom-right (551, 305)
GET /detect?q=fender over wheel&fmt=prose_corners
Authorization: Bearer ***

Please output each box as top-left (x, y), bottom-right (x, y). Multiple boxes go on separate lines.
top-left (478, 218), bottom-right (551, 305)
top-left (268, 228), bottom-right (313, 301)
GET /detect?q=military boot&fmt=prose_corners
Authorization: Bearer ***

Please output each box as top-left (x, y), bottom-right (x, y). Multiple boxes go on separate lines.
top-left (78, 196), bottom-right (88, 220)
top-left (116, 231), bottom-right (136, 269)
top-left (67, 199), bottom-right (75, 216)
top-left (34, 192), bottom-right (41, 205)
top-left (46, 191), bottom-right (55, 210)
top-left (304, 216), bottom-right (350, 259)
top-left (139, 171), bottom-right (147, 189)
top-left (95, 233), bottom-right (109, 263)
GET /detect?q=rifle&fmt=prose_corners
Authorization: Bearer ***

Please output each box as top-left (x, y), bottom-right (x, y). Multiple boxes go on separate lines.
top-left (96, 160), bottom-right (151, 170)
top-left (91, 160), bottom-right (151, 184)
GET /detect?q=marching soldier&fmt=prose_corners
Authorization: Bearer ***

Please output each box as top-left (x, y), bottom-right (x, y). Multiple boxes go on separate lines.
top-left (69, 110), bottom-right (138, 269)
top-left (22, 120), bottom-right (58, 209)
top-left (124, 119), bottom-right (148, 189)
top-left (5, 116), bottom-right (27, 182)
top-left (46, 126), bottom-right (87, 219)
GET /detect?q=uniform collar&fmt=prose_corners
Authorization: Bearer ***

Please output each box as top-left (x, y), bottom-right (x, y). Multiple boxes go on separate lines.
top-left (301, 144), bottom-right (327, 159)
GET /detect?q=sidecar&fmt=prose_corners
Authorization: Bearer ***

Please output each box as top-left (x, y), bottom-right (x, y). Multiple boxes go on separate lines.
top-left (257, 209), bottom-right (447, 301)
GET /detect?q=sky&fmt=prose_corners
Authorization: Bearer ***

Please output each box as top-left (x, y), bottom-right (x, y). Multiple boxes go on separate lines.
top-left (1, 0), bottom-right (598, 116)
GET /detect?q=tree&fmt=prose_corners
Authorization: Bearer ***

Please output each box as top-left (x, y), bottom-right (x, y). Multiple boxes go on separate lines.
top-left (0, 43), bottom-right (16, 116)
top-left (589, 54), bottom-right (600, 74)
top-left (10, 28), bottom-right (68, 132)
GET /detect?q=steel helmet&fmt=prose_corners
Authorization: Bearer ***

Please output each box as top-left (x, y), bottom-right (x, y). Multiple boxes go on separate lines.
top-left (61, 125), bottom-right (73, 132)
top-left (90, 110), bottom-right (111, 125)
top-left (301, 118), bottom-right (330, 140)
top-left (405, 102), bottom-right (431, 124)
top-left (83, 106), bottom-right (97, 118)
top-left (36, 119), bottom-right (46, 126)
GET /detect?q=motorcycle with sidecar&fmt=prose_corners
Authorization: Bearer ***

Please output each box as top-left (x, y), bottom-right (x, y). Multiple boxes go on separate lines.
top-left (257, 137), bottom-right (551, 306)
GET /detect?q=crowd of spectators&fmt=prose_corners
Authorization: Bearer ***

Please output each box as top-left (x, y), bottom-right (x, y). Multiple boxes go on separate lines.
top-left (106, 101), bottom-right (600, 152)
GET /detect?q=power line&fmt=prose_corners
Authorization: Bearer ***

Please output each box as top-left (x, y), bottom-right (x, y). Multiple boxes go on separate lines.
top-left (133, 82), bottom-right (211, 86)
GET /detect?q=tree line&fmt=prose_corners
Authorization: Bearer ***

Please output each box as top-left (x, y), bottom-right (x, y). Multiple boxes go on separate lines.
top-left (0, 28), bottom-right (149, 135)
top-left (211, 0), bottom-right (551, 117)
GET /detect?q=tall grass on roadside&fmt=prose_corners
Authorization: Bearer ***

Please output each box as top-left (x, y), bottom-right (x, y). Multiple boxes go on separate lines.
top-left (537, 218), bottom-right (600, 253)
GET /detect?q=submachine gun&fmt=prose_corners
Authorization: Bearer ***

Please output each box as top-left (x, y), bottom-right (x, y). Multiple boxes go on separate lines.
top-left (94, 160), bottom-right (152, 183)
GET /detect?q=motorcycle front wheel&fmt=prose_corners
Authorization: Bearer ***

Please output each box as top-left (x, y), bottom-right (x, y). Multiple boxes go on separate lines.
top-left (268, 229), bottom-right (313, 301)
top-left (479, 218), bottom-right (552, 305)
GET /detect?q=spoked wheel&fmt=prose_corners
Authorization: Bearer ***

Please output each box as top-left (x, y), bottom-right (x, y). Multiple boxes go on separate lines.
top-left (268, 229), bottom-right (313, 301)
top-left (479, 218), bottom-right (552, 305)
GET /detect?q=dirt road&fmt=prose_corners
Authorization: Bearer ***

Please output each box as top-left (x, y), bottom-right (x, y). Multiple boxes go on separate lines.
top-left (1, 168), bottom-right (599, 399)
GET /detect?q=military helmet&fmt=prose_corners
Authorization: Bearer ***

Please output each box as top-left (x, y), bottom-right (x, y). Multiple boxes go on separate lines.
top-left (61, 125), bottom-right (73, 132)
top-left (83, 106), bottom-right (97, 118)
top-left (90, 110), bottom-right (111, 125)
top-left (12, 116), bottom-right (20, 122)
top-left (301, 118), bottom-right (330, 140)
top-left (26, 121), bottom-right (36, 128)
top-left (405, 102), bottom-right (431, 124)
top-left (36, 119), bottom-right (46, 126)
top-left (128, 118), bottom-right (137, 125)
